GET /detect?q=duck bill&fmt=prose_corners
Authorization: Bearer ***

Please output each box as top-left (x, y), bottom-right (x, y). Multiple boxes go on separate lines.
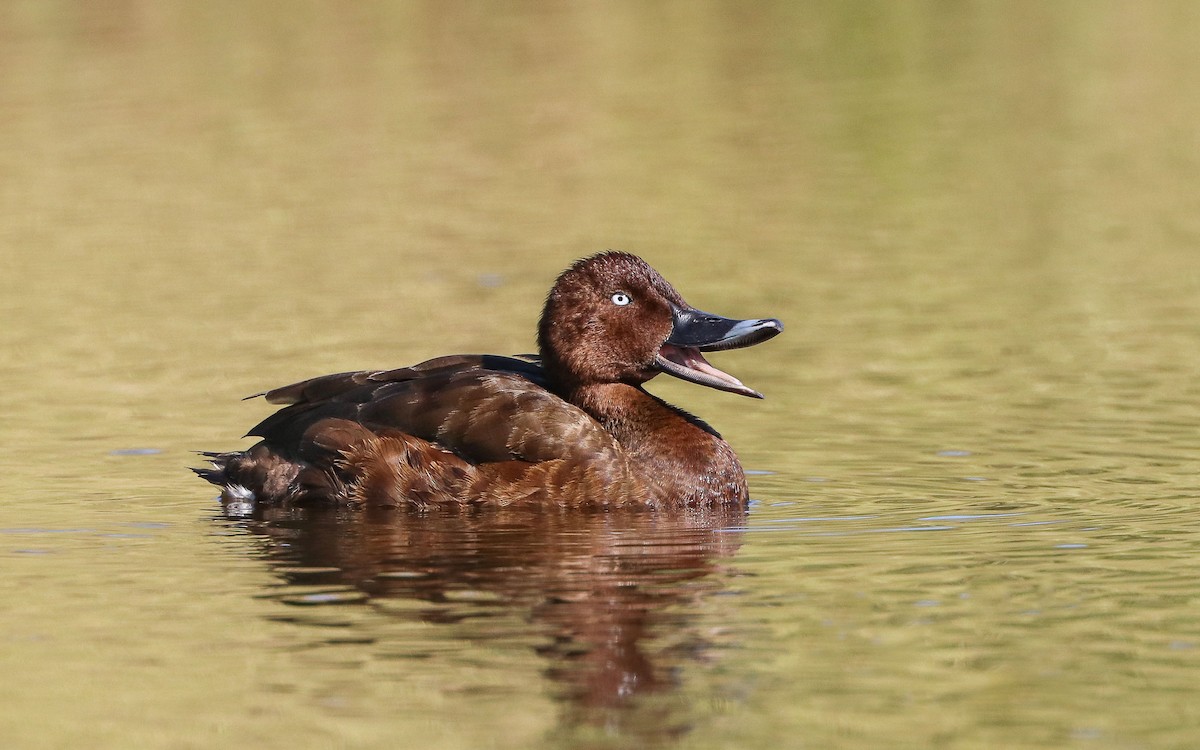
top-left (653, 306), bottom-right (783, 398)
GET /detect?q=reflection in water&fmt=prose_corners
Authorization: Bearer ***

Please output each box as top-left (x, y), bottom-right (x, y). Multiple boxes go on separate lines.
top-left (241, 503), bottom-right (746, 740)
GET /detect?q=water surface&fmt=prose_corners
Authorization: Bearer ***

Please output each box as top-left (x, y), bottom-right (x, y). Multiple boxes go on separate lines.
top-left (3, 2), bottom-right (1200, 748)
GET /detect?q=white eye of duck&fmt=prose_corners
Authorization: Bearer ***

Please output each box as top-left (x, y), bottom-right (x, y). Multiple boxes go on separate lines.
top-left (610, 292), bottom-right (632, 306)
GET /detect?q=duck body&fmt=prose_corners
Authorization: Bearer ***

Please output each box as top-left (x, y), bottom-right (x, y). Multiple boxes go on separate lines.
top-left (197, 252), bottom-right (782, 510)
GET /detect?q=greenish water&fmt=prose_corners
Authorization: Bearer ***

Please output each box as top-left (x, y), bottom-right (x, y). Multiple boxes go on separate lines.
top-left (3, 2), bottom-right (1200, 748)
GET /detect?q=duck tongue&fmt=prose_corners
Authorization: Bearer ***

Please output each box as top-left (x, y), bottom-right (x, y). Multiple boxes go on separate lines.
top-left (655, 344), bottom-right (762, 399)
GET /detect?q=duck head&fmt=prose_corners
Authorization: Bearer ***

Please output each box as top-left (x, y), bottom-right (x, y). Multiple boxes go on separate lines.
top-left (537, 252), bottom-right (783, 398)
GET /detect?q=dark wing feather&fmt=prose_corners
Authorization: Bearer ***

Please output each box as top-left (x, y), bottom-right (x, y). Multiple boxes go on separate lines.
top-left (252, 369), bottom-right (398, 405)
top-left (246, 354), bottom-right (619, 468)
top-left (246, 355), bottom-right (542, 441)
top-left (254, 354), bottom-right (545, 405)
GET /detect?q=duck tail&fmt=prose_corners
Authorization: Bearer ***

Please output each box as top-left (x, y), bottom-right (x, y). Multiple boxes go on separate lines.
top-left (195, 444), bottom-right (324, 510)
top-left (192, 451), bottom-right (233, 485)
top-left (192, 450), bottom-right (261, 516)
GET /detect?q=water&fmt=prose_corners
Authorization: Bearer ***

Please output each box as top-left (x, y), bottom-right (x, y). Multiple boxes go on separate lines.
top-left (3, 2), bottom-right (1200, 748)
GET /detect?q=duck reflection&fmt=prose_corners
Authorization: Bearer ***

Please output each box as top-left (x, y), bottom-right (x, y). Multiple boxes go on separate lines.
top-left (243, 503), bottom-right (747, 736)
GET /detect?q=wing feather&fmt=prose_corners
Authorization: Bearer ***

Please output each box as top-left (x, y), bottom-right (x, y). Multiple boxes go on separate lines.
top-left (246, 355), bottom-right (620, 470)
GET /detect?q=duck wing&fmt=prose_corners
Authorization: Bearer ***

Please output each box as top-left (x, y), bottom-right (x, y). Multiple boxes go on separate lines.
top-left (253, 354), bottom-right (547, 405)
top-left (246, 354), bottom-right (621, 467)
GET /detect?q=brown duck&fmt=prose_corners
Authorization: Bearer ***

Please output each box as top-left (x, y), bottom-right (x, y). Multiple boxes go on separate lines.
top-left (196, 252), bottom-right (782, 509)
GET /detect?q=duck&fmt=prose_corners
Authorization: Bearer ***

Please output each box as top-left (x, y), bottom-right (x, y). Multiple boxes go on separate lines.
top-left (196, 251), bottom-right (782, 510)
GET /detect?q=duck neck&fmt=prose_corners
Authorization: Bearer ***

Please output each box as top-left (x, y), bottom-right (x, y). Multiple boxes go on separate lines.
top-left (568, 382), bottom-right (747, 504)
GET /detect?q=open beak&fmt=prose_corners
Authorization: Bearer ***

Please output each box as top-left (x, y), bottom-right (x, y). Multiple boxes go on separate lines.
top-left (653, 305), bottom-right (783, 398)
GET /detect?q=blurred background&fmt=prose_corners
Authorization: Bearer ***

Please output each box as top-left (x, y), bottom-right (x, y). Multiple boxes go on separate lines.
top-left (3, 2), bottom-right (1200, 749)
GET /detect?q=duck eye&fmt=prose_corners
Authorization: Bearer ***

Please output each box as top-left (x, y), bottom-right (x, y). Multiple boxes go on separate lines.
top-left (610, 292), bottom-right (632, 306)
